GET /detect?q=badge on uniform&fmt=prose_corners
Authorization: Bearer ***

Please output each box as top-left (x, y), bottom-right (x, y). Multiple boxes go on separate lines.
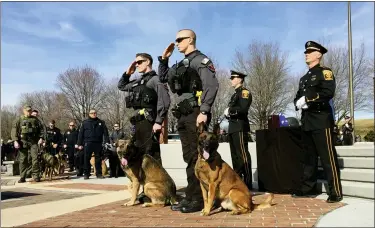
top-left (242, 90), bottom-right (249, 99)
top-left (323, 70), bottom-right (333, 80)
top-left (54, 132), bottom-right (56, 134)
top-left (67, 132), bottom-right (70, 134)
top-left (99, 123), bottom-right (101, 126)
top-left (201, 58), bottom-right (210, 65)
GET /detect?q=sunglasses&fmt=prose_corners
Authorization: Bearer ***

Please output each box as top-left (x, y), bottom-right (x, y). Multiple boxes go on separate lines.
top-left (175, 37), bottom-right (190, 43)
top-left (89, 112), bottom-right (96, 114)
top-left (69, 125), bottom-right (74, 126)
top-left (135, 60), bottom-right (147, 65)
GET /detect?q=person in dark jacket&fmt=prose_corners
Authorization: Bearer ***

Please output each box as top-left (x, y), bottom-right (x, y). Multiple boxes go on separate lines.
top-left (63, 121), bottom-right (79, 172)
top-left (342, 116), bottom-right (354, 146)
top-left (45, 120), bottom-right (63, 156)
top-left (108, 123), bottom-right (126, 178)
top-left (109, 123), bottom-right (126, 144)
top-left (77, 109), bottom-right (110, 179)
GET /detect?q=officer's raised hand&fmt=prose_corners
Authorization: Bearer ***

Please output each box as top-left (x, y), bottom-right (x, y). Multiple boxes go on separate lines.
top-left (38, 138), bottom-right (43, 145)
top-left (162, 42), bottom-right (175, 59)
top-left (126, 61), bottom-right (137, 75)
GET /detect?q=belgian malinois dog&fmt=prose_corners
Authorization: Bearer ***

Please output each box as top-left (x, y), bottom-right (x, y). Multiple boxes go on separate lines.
top-left (41, 153), bottom-right (60, 181)
top-left (194, 123), bottom-right (274, 216)
top-left (116, 139), bottom-right (177, 207)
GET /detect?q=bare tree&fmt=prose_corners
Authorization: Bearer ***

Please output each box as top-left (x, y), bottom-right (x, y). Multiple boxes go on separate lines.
top-left (101, 77), bottom-right (134, 134)
top-left (56, 65), bottom-right (108, 123)
top-left (231, 41), bottom-right (292, 129)
top-left (322, 42), bottom-right (373, 123)
top-left (1, 105), bottom-right (19, 141)
top-left (289, 71), bottom-right (306, 120)
top-left (210, 68), bottom-right (232, 129)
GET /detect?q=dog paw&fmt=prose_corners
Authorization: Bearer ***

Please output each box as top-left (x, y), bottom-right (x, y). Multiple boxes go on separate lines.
top-left (123, 201), bottom-right (135, 207)
top-left (229, 210), bottom-right (240, 215)
top-left (142, 203), bottom-right (152, 207)
top-left (200, 210), bottom-right (210, 216)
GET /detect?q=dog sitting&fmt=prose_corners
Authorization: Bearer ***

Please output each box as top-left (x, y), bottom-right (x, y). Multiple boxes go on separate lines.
top-left (194, 123), bottom-right (274, 216)
top-left (116, 139), bottom-right (177, 207)
top-left (41, 152), bottom-right (60, 181)
top-left (90, 152), bottom-right (108, 176)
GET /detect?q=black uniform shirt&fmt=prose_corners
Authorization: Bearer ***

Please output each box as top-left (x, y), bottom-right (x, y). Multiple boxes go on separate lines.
top-left (227, 86), bottom-right (252, 134)
top-left (294, 64), bottom-right (336, 131)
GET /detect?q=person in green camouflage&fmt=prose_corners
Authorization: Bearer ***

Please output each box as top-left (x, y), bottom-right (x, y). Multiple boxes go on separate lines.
top-left (11, 105), bottom-right (44, 183)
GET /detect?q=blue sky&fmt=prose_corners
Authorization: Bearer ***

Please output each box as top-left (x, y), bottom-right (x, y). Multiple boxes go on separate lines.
top-left (1, 1), bottom-right (374, 118)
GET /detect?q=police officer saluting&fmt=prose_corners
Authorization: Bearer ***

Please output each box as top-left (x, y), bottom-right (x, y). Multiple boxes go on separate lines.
top-left (294, 41), bottom-right (343, 203)
top-left (118, 53), bottom-right (170, 165)
top-left (63, 122), bottom-right (79, 172)
top-left (77, 109), bottom-right (110, 179)
top-left (11, 105), bottom-right (44, 183)
top-left (224, 70), bottom-right (253, 190)
top-left (158, 29), bottom-right (219, 213)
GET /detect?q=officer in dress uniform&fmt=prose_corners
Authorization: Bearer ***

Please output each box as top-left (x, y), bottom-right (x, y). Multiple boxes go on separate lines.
top-left (224, 70), bottom-right (253, 190)
top-left (158, 29), bottom-right (219, 213)
top-left (293, 41), bottom-right (343, 203)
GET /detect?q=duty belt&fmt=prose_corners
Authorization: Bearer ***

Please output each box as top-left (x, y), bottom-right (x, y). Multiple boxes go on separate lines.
top-left (176, 97), bottom-right (198, 109)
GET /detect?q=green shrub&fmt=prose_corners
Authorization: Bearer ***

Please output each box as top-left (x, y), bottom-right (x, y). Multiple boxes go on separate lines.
top-left (364, 130), bottom-right (375, 142)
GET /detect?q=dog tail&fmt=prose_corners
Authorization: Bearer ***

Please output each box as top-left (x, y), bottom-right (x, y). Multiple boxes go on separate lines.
top-left (252, 193), bottom-right (274, 210)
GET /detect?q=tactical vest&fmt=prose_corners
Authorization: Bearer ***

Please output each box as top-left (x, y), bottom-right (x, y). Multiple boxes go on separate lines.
top-left (20, 116), bottom-right (39, 139)
top-left (168, 52), bottom-right (203, 96)
top-left (125, 74), bottom-right (158, 110)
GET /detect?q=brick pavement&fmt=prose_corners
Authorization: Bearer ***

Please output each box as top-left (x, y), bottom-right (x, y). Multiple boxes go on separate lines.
top-left (19, 194), bottom-right (345, 227)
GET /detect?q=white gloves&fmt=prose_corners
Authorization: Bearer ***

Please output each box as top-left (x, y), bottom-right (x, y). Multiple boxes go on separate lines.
top-left (224, 108), bottom-right (229, 117)
top-left (296, 96), bottom-right (308, 110)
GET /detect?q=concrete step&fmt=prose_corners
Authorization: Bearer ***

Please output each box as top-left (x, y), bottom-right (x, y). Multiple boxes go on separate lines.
top-left (318, 157), bottom-right (374, 169)
top-left (318, 168), bottom-right (374, 183)
top-left (336, 147), bottom-right (374, 157)
top-left (318, 179), bottom-right (375, 199)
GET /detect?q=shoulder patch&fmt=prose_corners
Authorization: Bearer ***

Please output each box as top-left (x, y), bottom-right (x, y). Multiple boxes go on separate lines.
top-left (201, 58), bottom-right (210, 65)
top-left (242, 90), bottom-right (249, 99)
top-left (323, 69), bottom-right (333, 80)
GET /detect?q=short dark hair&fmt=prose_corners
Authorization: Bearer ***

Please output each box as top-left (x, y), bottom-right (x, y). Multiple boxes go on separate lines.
top-left (136, 53), bottom-right (153, 66)
top-left (32, 109), bottom-right (38, 113)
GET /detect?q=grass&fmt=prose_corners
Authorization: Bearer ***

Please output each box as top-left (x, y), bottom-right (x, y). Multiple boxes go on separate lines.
top-left (338, 119), bottom-right (374, 138)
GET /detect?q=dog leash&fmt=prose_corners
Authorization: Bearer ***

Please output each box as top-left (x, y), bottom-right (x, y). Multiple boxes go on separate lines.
top-left (134, 132), bottom-right (158, 148)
